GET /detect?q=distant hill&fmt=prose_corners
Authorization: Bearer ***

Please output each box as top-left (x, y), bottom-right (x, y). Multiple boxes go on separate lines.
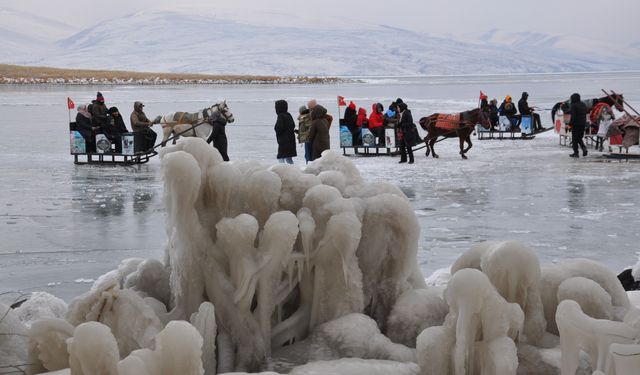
top-left (2, 7), bottom-right (639, 76)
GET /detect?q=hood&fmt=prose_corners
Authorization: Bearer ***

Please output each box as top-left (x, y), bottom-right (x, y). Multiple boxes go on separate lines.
top-left (108, 107), bottom-right (120, 115)
top-left (298, 105), bottom-right (309, 115)
top-left (275, 99), bottom-right (288, 114)
top-left (372, 103), bottom-right (383, 114)
top-left (134, 101), bottom-right (144, 112)
top-left (505, 95), bottom-right (512, 102)
top-left (357, 107), bottom-right (367, 116)
top-left (348, 101), bottom-right (356, 110)
top-left (311, 105), bottom-right (327, 120)
top-left (521, 92), bottom-right (529, 99)
top-left (570, 93), bottom-right (581, 103)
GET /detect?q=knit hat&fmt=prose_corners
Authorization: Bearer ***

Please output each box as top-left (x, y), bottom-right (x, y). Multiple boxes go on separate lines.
top-left (505, 95), bottom-right (512, 102)
top-left (97, 92), bottom-right (104, 103)
top-left (299, 105), bottom-right (307, 114)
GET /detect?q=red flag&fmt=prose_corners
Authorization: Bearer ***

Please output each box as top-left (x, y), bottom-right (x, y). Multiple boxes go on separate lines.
top-left (67, 97), bottom-right (75, 109)
top-left (479, 91), bottom-right (487, 100)
top-left (337, 95), bottom-right (346, 106)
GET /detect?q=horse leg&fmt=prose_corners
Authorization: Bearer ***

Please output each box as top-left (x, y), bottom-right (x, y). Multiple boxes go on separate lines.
top-left (459, 136), bottom-right (467, 159)
top-left (172, 129), bottom-right (178, 145)
top-left (161, 126), bottom-right (170, 147)
top-left (424, 136), bottom-right (431, 157)
top-left (463, 133), bottom-right (473, 153)
top-left (430, 138), bottom-right (439, 158)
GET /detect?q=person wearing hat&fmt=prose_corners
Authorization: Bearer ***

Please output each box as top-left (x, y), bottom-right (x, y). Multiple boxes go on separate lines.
top-left (274, 99), bottom-right (297, 164)
top-left (90, 92), bottom-right (109, 131)
top-left (518, 92), bottom-right (542, 132)
top-left (130, 101), bottom-right (157, 152)
top-left (499, 95), bottom-right (518, 129)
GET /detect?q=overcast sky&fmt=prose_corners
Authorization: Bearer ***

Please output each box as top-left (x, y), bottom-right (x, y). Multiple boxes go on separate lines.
top-left (9, 0), bottom-right (640, 44)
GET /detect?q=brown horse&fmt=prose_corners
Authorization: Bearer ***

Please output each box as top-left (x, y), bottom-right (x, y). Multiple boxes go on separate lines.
top-left (419, 108), bottom-right (491, 159)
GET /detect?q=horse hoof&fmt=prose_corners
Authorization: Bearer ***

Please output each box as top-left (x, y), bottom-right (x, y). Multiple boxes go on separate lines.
top-left (462, 155), bottom-right (468, 159)
top-left (434, 155), bottom-right (439, 159)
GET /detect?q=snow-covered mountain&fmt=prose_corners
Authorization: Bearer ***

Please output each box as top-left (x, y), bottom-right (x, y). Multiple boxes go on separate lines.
top-left (0, 6), bottom-right (78, 61)
top-left (2, 7), bottom-right (639, 76)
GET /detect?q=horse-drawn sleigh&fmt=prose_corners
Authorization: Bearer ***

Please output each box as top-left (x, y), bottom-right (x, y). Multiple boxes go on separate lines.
top-left (552, 90), bottom-right (640, 159)
top-left (69, 101), bottom-right (235, 165)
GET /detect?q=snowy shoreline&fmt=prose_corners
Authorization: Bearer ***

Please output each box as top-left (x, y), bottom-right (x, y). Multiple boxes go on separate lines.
top-left (0, 76), bottom-right (350, 85)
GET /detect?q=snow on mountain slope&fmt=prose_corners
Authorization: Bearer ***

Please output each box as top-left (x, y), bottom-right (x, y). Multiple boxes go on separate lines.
top-left (471, 28), bottom-right (640, 65)
top-left (0, 6), bottom-right (79, 63)
top-left (2, 7), bottom-right (639, 76)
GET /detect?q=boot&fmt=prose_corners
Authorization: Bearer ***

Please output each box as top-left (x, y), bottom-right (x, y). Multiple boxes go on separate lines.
top-left (408, 156), bottom-right (415, 164)
top-left (399, 159), bottom-right (407, 164)
top-left (582, 148), bottom-right (588, 157)
top-left (569, 153), bottom-right (579, 158)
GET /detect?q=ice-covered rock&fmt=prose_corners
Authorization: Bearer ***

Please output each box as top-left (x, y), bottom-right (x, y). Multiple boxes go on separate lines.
top-left (15, 292), bottom-right (68, 327)
top-left (451, 241), bottom-right (546, 345)
top-left (556, 299), bottom-right (639, 374)
top-left (557, 277), bottom-right (613, 320)
top-left (0, 304), bottom-right (29, 374)
top-left (66, 283), bottom-right (163, 357)
top-left (67, 322), bottom-right (120, 375)
top-left (417, 269), bottom-right (522, 375)
top-left (28, 318), bottom-right (74, 373)
top-left (288, 358), bottom-right (419, 375)
top-left (386, 288), bottom-right (449, 347)
top-left (541, 259), bottom-right (631, 334)
top-left (124, 259), bottom-right (171, 307)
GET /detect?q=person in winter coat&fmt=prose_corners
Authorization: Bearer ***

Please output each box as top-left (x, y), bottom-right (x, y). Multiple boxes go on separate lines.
top-left (108, 107), bottom-right (128, 134)
top-left (205, 114), bottom-right (230, 161)
top-left (308, 99), bottom-right (334, 129)
top-left (499, 95), bottom-right (518, 128)
top-left (106, 107), bottom-right (128, 153)
top-left (518, 92), bottom-right (542, 132)
top-left (274, 99), bottom-right (297, 164)
top-left (90, 92), bottom-right (109, 131)
top-left (368, 103), bottom-right (385, 145)
top-left (488, 99), bottom-right (499, 129)
top-left (344, 101), bottom-right (358, 146)
top-left (397, 102), bottom-right (416, 164)
top-left (354, 107), bottom-right (368, 145)
top-left (75, 104), bottom-right (97, 152)
top-left (569, 93), bottom-right (588, 158)
top-left (308, 105), bottom-right (330, 161)
top-left (130, 101), bottom-right (157, 152)
top-left (297, 105), bottom-right (313, 164)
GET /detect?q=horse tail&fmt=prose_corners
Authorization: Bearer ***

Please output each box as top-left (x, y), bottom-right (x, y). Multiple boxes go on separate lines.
top-left (551, 102), bottom-right (562, 122)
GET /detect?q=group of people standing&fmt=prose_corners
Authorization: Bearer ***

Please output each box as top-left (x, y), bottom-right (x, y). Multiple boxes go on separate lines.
top-left (274, 99), bottom-right (333, 164)
top-left (480, 92), bottom-right (543, 132)
top-left (75, 92), bottom-right (157, 153)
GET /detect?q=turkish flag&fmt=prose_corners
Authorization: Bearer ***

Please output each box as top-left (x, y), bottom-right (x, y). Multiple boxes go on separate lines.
top-left (337, 95), bottom-right (346, 106)
top-left (67, 97), bottom-right (75, 109)
top-left (479, 91), bottom-right (487, 100)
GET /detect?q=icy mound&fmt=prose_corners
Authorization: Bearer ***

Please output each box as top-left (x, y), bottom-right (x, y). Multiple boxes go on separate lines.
top-left (7, 140), bottom-right (640, 374)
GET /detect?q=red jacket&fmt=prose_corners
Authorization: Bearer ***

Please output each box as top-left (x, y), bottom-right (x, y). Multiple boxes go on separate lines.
top-left (368, 103), bottom-right (384, 129)
top-left (356, 107), bottom-right (368, 127)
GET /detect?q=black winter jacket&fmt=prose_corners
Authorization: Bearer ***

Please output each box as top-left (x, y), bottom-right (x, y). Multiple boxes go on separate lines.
top-left (274, 100), bottom-right (297, 159)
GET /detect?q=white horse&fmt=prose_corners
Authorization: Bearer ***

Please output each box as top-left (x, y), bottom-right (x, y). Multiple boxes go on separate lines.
top-left (158, 101), bottom-right (235, 146)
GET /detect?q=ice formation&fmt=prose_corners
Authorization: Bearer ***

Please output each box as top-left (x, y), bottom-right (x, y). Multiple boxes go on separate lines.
top-left (11, 138), bottom-right (640, 375)
top-left (541, 258), bottom-right (631, 334)
top-left (449, 240), bottom-right (546, 345)
top-left (15, 292), bottom-right (68, 327)
top-left (556, 299), bottom-right (639, 374)
top-left (417, 268), bottom-right (522, 375)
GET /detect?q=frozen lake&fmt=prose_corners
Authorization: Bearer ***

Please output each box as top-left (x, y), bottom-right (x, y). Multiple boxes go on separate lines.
top-left (2, 72), bottom-right (640, 303)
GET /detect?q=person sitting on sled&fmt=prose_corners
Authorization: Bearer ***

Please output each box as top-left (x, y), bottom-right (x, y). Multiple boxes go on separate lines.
top-left (518, 92), bottom-right (543, 132)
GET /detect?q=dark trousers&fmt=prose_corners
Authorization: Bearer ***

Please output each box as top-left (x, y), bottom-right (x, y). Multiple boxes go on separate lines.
top-left (572, 125), bottom-right (586, 154)
top-left (532, 113), bottom-right (542, 130)
top-left (399, 139), bottom-right (414, 162)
